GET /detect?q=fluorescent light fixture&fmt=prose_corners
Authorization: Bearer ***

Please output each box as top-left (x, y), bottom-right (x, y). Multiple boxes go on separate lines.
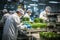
top-left (49, 1), bottom-right (60, 3)
top-left (39, 3), bottom-right (46, 5)
top-left (7, 0), bottom-right (11, 2)
top-left (32, 0), bottom-right (38, 2)
top-left (30, 4), bottom-right (38, 6)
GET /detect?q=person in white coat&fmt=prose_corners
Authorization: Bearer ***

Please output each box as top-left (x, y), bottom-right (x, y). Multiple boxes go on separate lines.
top-left (2, 9), bottom-right (24, 40)
top-left (0, 9), bottom-right (10, 23)
top-left (39, 6), bottom-right (51, 22)
top-left (24, 9), bottom-right (32, 21)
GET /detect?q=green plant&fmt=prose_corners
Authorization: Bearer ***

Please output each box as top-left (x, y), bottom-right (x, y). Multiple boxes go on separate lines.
top-left (31, 23), bottom-right (47, 28)
top-left (22, 17), bottom-right (29, 21)
top-left (34, 18), bottom-right (43, 23)
top-left (39, 18), bottom-right (43, 23)
top-left (34, 18), bottom-right (40, 23)
top-left (40, 32), bottom-right (60, 39)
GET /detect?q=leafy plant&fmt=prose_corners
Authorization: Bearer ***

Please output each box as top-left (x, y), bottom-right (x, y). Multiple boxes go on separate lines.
top-left (31, 23), bottom-right (47, 28)
top-left (22, 21), bottom-right (47, 29)
top-left (39, 18), bottom-right (43, 23)
top-left (34, 18), bottom-right (40, 23)
top-left (22, 17), bottom-right (29, 21)
top-left (40, 32), bottom-right (60, 38)
top-left (34, 18), bottom-right (43, 23)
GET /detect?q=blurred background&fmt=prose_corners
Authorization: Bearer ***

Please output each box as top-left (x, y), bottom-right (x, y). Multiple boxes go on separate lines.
top-left (0, 0), bottom-right (60, 16)
top-left (0, 0), bottom-right (60, 40)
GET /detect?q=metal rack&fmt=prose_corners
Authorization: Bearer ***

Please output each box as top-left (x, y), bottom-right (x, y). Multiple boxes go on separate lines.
top-left (17, 28), bottom-right (47, 40)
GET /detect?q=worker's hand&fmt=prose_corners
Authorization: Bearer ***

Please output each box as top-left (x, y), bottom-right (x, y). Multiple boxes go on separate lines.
top-left (20, 23), bottom-right (24, 25)
top-left (20, 25), bottom-right (27, 30)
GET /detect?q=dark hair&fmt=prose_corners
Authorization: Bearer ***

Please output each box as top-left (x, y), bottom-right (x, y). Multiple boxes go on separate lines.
top-left (16, 11), bottom-right (20, 14)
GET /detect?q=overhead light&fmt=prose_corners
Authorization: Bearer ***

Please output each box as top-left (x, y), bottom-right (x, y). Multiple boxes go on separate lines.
top-left (30, 4), bottom-right (38, 6)
top-left (49, 1), bottom-right (60, 3)
top-left (32, 0), bottom-right (38, 2)
top-left (39, 3), bottom-right (46, 5)
top-left (7, 0), bottom-right (11, 2)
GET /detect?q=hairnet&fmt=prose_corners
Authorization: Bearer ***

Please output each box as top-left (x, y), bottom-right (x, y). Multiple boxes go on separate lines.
top-left (45, 6), bottom-right (52, 12)
top-left (27, 9), bottom-right (32, 13)
top-left (12, 10), bottom-right (16, 13)
top-left (17, 9), bottom-right (24, 15)
top-left (9, 11), bottom-right (12, 13)
top-left (3, 9), bottom-right (8, 13)
top-left (9, 11), bottom-right (13, 14)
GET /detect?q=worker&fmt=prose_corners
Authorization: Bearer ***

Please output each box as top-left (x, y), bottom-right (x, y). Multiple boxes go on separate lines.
top-left (0, 9), bottom-right (10, 23)
top-left (12, 10), bottom-right (16, 14)
top-left (24, 9), bottom-right (32, 21)
top-left (2, 9), bottom-right (24, 40)
top-left (39, 6), bottom-right (52, 22)
top-left (9, 10), bottom-right (16, 14)
top-left (9, 11), bottom-right (13, 14)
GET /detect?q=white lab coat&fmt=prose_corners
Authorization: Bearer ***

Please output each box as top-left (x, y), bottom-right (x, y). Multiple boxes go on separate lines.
top-left (0, 13), bottom-right (10, 23)
top-left (39, 11), bottom-right (49, 21)
top-left (2, 13), bottom-right (21, 40)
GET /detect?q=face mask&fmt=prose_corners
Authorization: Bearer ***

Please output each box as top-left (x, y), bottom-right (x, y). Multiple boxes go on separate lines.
top-left (28, 13), bottom-right (31, 15)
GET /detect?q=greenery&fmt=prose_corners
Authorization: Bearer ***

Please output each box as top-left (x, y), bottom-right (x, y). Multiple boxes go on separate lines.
top-left (34, 18), bottom-right (43, 23)
top-left (22, 17), bottom-right (47, 29)
top-left (22, 17), bottom-right (43, 23)
top-left (39, 18), bottom-right (43, 23)
top-left (40, 32), bottom-right (60, 38)
top-left (31, 23), bottom-right (47, 28)
top-left (22, 17), bottom-right (29, 21)
top-left (22, 21), bottom-right (47, 28)
top-left (34, 18), bottom-right (40, 23)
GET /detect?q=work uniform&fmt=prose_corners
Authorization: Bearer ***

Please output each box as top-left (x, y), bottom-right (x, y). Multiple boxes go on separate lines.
top-left (1, 13), bottom-right (10, 23)
top-left (39, 11), bottom-right (50, 22)
top-left (2, 13), bottom-right (21, 40)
